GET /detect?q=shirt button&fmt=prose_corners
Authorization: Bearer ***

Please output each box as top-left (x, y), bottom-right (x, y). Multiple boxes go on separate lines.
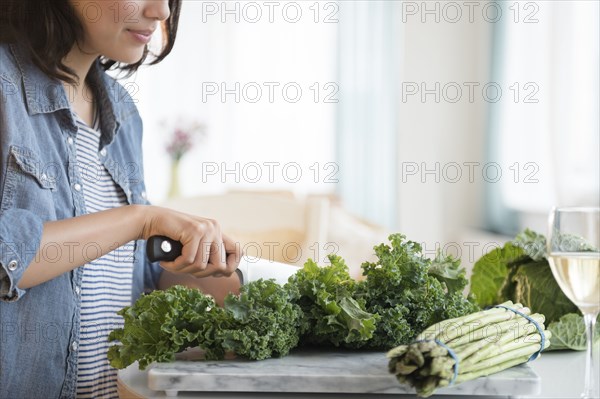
top-left (73, 183), bottom-right (82, 192)
top-left (75, 286), bottom-right (81, 295)
top-left (67, 137), bottom-right (74, 145)
top-left (100, 148), bottom-right (107, 157)
top-left (71, 341), bottom-right (78, 351)
top-left (7, 260), bottom-right (18, 271)
top-left (141, 191), bottom-right (147, 199)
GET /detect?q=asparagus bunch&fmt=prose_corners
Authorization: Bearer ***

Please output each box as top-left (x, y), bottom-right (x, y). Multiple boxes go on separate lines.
top-left (387, 301), bottom-right (552, 397)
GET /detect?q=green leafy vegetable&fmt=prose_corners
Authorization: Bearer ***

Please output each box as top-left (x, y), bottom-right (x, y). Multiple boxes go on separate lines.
top-left (108, 280), bottom-right (302, 369)
top-left (470, 230), bottom-right (578, 322)
top-left (286, 255), bottom-right (378, 346)
top-left (109, 234), bottom-right (481, 369)
top-left (510, 260), bottom-right (578, 323)
top-left (470, 243), bottom-right (524, 307)
top-left (355, 234), bottom-right (477, 349)
top-left (469, 228), bottom-right (600, 351)
top-left (513, 228), bottom-right (546, 261)
top-left (428, 252), bottom-right (469, 295)
top-left (220, 279), bottom-right (302, 360)
top-left (108, 285), bottom-right (226, 370)
top-left (547, 313), bottom-right (600, 351)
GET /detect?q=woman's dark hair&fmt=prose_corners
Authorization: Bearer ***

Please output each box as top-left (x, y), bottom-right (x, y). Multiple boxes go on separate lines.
top-left (0, 0), bottom-right (182, 84)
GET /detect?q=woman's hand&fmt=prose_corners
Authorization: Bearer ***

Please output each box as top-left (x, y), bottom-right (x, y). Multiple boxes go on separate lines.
top-left (139, 205), bottom-right (242, 278)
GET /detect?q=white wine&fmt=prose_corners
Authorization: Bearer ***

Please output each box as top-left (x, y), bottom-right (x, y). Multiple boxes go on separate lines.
top-left (548, 252), bottom-right (600, 314)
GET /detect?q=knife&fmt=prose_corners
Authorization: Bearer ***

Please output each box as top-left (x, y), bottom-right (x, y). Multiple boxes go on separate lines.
top-left (147, 235), bottom-right (300, 285)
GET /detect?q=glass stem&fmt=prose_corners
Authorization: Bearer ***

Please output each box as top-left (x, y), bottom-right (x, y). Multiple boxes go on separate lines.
top-left (582, 313), bottom-right (598, 399)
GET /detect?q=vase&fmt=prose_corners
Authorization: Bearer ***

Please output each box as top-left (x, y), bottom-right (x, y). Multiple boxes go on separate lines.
top-left (167, 159), bottom-right (181, 198)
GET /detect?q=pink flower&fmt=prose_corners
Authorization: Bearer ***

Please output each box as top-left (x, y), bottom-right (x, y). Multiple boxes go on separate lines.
top-left (164, 119), bottom-right (206, 161)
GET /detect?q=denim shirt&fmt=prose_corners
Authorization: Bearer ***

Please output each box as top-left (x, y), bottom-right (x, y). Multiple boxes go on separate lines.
top-left (0, 43), bottom-right (163, 398)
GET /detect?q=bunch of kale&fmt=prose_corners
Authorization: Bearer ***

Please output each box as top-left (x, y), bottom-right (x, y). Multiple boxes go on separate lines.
top-left (352, 234), bottom-right (478, 349)
top-left (108, 280), bottom-right (302, 370)
top-left (108, 234), bottom-right (477, 369)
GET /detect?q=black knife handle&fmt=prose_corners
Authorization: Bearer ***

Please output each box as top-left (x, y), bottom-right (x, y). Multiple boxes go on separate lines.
top-left (147, 236), bottom-right (183, 262)
top-left (147, 235), bottom-right (244, 283)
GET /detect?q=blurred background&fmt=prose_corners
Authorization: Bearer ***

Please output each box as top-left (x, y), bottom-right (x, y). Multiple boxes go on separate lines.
top-left (123, 0), bottom-right (599, 276)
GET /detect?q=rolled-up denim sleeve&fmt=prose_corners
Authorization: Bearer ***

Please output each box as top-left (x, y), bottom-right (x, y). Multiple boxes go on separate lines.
top-left (0, 208), bottom-right (44, 301)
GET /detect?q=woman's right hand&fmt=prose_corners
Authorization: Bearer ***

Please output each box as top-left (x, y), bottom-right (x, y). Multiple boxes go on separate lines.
top-left (137, 205), bottom-right (242, 279)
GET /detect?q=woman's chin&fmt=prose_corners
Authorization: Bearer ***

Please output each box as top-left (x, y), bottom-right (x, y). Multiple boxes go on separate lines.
top-left (106, 49), bottom-right (146, 65)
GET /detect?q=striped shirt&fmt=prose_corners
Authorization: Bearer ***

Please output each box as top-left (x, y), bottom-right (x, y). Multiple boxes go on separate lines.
top-left (73, 112), bottom-right (134, 399)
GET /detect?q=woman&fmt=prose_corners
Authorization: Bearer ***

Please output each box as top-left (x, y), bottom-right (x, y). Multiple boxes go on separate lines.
top-left (0, 1), bottom-right (242, 397)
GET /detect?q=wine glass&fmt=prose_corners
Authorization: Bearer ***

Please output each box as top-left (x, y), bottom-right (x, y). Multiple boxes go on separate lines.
top-left (547, 207), bottom-right (600, 399)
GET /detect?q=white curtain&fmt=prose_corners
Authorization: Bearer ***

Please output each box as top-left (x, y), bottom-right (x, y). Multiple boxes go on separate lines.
top-left (489, 0), bottom-right (599, 232)
top-left (336, 1), bottom-right (402, 229)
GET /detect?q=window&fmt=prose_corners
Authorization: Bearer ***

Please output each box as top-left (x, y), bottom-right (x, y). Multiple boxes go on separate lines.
top-left (487, 0), bottom-right (599, 234)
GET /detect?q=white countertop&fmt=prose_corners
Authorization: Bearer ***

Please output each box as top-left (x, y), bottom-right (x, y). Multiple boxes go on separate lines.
top-left (118, 348), bottom-right (600, 399)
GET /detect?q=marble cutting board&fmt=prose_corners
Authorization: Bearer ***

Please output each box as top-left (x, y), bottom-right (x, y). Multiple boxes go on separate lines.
top-left (146, 349), bottom-right (541, 397)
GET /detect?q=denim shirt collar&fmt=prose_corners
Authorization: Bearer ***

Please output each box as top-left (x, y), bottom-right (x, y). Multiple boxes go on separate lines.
top-left (9, 43), bottom-right (121, 146)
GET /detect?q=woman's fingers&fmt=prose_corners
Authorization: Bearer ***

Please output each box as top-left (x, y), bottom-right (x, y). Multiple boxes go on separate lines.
top-left (177, 236), bottom-right (240, 278)
top-left (222, 233), bottom-right (243, 275)
top-left (160, 237), bottom-right (200, 272)
top-left (191, 220), bottom-right (227, 273)
top-left (190, 237), bottom-right (210, 271)
top-left (142, 206), bottom-right (244, 278)
top-left (212, 240), bottom-right (228, 271)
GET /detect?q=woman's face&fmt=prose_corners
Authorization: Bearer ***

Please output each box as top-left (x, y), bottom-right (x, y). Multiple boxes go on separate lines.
top-left (70, 0), bottom-right (170, 63)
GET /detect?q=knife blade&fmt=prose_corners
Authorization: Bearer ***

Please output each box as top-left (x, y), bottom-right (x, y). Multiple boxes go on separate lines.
top-left (146, 235), bottom-right (300, 285)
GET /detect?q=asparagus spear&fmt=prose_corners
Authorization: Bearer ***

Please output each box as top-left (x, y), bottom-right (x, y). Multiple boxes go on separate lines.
top-left (387, 302), bottom-right (550, 397)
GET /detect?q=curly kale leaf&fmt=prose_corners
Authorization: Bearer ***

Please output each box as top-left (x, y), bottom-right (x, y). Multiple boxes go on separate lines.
top-left (344, 304), bottom-right (412, 350)
top-left (356, 234), bottom-right (477, 350)
top-left (220, 279), bottom-right (302, 360)
top-left (429, 252), bottom-right (478, 319)
top-left (428, 252), bottom-right (469, 295)
top-left (108, 285), bottom-right (227, 370)
top-left (108, 281), bottom-right (304, 368)
top-left (286, 255), bottom-right (378, 347)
